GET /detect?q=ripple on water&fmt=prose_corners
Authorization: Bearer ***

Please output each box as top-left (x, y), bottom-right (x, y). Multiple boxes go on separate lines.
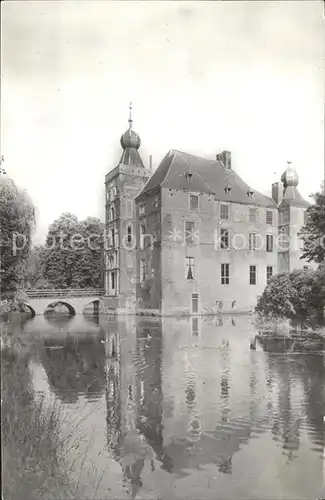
top-left (7, 315), bottom-right (325, 500)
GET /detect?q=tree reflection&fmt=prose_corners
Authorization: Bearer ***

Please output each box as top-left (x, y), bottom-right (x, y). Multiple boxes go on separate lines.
top-left (40, 338), bottom-right (105, 403)
top-left (260, 337), bottom-right (325, 460)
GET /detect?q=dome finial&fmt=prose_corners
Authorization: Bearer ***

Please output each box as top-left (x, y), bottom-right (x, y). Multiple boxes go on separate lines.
top-left (128, 102), bottom-right (133, 131)
top-left (281, 160), bottom-right (299, 188)
top-left (120, 103), bottom-right (141, 150)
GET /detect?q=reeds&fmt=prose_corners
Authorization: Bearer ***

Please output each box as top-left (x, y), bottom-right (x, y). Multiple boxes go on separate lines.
top-left (1, 347), bottom-right (107, 499)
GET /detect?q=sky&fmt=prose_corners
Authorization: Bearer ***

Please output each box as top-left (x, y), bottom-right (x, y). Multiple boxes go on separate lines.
top-left (1, 1), bottom-right (324, 243)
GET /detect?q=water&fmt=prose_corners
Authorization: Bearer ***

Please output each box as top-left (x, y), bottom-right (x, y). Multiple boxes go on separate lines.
top-left (2, 314), bottom-right (325, 499)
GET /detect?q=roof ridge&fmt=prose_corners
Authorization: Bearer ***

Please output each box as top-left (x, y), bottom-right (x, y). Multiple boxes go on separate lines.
top-left (161, 150), bottom-right (175, 186)
top-left (174, 149), bottom-right (220, 165)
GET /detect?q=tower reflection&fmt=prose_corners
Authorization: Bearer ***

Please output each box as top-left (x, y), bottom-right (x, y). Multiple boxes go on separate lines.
top-left (134, 319), bottom-right (173, 472)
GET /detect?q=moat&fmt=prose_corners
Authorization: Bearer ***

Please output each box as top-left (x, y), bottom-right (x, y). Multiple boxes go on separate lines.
top-left (2, 314), bottom-right (325, 499)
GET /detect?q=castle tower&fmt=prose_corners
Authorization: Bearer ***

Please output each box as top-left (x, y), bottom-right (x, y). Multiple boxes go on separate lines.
top-left (104, 104), bottom-right (151, 311)
top-left (277, 162), bottom-right (311, 273)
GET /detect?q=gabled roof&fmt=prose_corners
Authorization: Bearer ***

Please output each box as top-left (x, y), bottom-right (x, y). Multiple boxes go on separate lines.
top-left (137, 149), bottom-right (276, 208)
top-left (279, 186), bottom-right (310, 209)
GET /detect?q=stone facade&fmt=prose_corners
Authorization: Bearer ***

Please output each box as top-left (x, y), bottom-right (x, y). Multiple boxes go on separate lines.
top-left (102, 117), bottom-right (311, 316)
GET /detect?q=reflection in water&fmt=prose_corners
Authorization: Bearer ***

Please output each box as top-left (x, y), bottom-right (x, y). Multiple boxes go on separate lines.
top-left (7, 315), bottom-right (325, 500)
top-left (44, 312), bottom-right (74, 326)
top-left (104, 328), bottom-right (122, 459)
top-left (40, 337), bottom-right (105, 403)
top-left (191, 317), bottom-right (199, 335)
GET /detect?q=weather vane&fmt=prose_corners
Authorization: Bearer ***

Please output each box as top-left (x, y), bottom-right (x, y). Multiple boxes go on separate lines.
top-left (128, 102), bottom-right (133, 130)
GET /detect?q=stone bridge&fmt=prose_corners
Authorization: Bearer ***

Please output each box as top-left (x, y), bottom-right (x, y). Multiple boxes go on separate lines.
top-left (24, 289), bottom-right (104, 317)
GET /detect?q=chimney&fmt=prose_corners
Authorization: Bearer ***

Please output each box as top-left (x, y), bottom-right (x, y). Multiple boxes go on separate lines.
top-left (272, 182), bottom-right (284, 205)
top-left (216, 150), bottom-right (231, 169)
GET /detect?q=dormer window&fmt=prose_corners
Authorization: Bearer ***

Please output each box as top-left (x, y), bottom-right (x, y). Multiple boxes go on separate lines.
top-left (224, 184), bottom-right (231, 195)
top-left (247, 188), bottom-right (254, 198)
top-left (185, 172), bottom-right (193, 182)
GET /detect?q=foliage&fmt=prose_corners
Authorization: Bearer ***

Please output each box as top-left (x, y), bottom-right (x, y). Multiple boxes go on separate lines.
top-left (2, 350), bottom-right (75, 499)
top-left (43, 213), bottom-right (104, 289)
top-left (18, 244), bottom-right (48, 289)
top-left (256, 266), bottom-right (325, 326)
top-left (255, 273), bottom-right (297, 320)
top-left (0, 176), bottom-right (35, 296)
top-left (299, 190), bottom-right (325, 264)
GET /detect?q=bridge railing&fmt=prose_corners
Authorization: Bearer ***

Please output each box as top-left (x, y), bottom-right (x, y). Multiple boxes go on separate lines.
top-left (25, 289), bottom-right (104, 299)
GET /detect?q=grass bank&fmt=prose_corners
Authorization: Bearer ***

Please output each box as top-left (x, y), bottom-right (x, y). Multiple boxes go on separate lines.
top-left (1, 344), bottom-right (105, 499)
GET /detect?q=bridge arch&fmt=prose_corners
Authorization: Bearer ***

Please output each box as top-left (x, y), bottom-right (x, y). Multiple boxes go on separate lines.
top-left (83, 299), bottom-right (104, 316)
top-left (44, 301), bottom-right (76, 316)
top-left (22, 303), bottom-right (36, 318)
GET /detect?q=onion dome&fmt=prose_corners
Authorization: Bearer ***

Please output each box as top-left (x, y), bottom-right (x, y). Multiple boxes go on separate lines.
top-left (281, 161), bottom-right (299, 188)
top-left (120, 102), bottom-right (141, 150)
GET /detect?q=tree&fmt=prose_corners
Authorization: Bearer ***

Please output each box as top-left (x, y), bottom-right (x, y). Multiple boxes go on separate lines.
top-left (299, 190), bottom-right (325, 264)
top-left (255, 272), bottom-right (297, 320)
top-left (71, 217), bottom-right (104, 288)
top-left (0, 176), bottom-right (35, 296)
top-left (256, 267), bottom-right (325, 326)
top-left (43, 213), bottom-right (104, 289)
top-left (18, 245), bottom-right (48, 289)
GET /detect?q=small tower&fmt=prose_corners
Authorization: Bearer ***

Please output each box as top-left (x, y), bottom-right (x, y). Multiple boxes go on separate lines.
top-left (277, 161), bottom-right (311, 273)
top-left (103, 104), bottom-right (151, 311)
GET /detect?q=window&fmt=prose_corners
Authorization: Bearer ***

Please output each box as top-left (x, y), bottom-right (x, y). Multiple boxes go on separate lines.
top-left (220, 204), bottom-right (229, 220)
top-left (127, 226), bottom-right (132, 244)
top-left (110, 186), bottom-right (117, 200)
top-left (185, 221), bottom-right (195, 245)
top-left (140, 260), bottom-right (146, 282)
top-left (189, 194), bottom-right (199, 212)
top-left (111, 229), bottom-right (115, 247)
top-left (153, 197), bottom-right (159, 208)
top-left (249, 208), bottom-right (258, 223)
top-left (249, 265), bottom-right (257, 285)
top-left (126, 199), bottom-right (133, 218)
top-left (108, 255), bottom-right (114, 268)
top-left (303, 265), bottom-right (309, 271)
top-left (192, 293), bottom-right (199, 313)
top-left (110, 206), bottom-right (115, 221)
top-left (140, 224), bottom-right (146, 249)
top-left (266, 234), bottom-right (274, 252)
top-left (266, 210), bottom-right (273, 225)
top-left (249, 233), bottom-right (257, 251)
top-left (139, 204), bottom-right (145, 215)
top-left (266, 266), bottom-right (273, 283)
top-left (186, 257), bottom-right (194, 280)
top-left (111, 272), bottom-right (116, 290)
top-left (221, 263), bottom-right (230, 285)
top-left (220, 228), bottom-right (229, 249)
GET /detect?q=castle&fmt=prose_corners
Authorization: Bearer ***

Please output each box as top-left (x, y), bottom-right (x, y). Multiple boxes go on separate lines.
top-left (101, 108), bottom-right (312, 315)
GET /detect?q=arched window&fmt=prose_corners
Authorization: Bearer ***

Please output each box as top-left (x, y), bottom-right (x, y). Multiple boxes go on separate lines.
top-left (127, 226), bottom-right (132, 244)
